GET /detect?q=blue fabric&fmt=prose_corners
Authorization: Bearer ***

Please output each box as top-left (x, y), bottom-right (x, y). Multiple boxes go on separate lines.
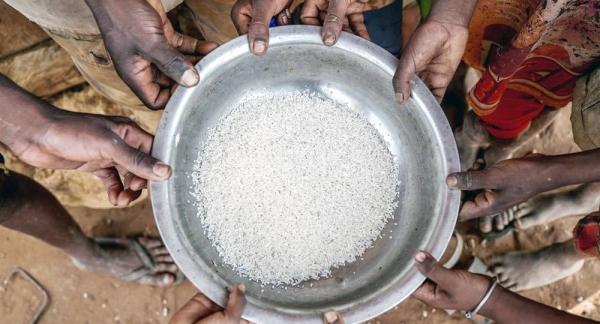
top-left (363, 0), bottom-right (403, 56)
top-left (291, 0), bottom-right (403, 56)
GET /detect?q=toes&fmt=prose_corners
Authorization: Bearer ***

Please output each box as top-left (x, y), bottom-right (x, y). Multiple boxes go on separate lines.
top-left (154, 255), bottom-right (174, 263)
top-left (479, 215), bottom-right (493, 233)
top-left (494, 214), bottom-right (505, 231)
top-left (137, 273), bottom-right (175, 287)
top-left (153, 263), bottom-right (179, 274)
top-left (514, 202), bottom-right (532, 219)
top-left (139, 237), bottom-right (164, 249)
top-left (151, 247), bottom-right (171, 256)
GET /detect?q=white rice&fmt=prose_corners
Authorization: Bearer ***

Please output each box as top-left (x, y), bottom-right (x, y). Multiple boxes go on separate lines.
top-left (193, 92), bottom-right (398, 285)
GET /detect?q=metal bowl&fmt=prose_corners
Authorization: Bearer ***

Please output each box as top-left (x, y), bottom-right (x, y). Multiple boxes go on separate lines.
top-left (151, 25), bottom-right (459, 324)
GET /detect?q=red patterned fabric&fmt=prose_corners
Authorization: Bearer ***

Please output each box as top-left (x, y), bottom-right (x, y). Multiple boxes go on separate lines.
top-left (463, 0), bottom-right (600, 139)
top-left (573, 212), bottom-right (600, 258)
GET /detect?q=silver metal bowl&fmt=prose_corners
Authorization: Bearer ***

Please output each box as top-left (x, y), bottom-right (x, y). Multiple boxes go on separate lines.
top-left (151, 25), bottom-right (459, 324)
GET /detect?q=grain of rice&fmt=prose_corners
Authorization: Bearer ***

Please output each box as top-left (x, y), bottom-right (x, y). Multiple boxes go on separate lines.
top-left (193, 91), bottom-right (398, 285)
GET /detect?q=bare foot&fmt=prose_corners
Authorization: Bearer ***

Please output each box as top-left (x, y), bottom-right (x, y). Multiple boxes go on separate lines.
top-left (454, 110), bottom-right (490, 171)
top-left (71, 237), bottom-right (179, 286)
top-left (480, 182), bottom-right (600, 233)
top-left (489, 240), bottom-right (585, 291)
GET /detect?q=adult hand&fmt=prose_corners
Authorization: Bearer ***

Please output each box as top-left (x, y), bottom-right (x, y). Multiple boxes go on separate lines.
top-left (231, 0), bottom-right (293, 55)
top-left (86, 0), bottom-right (218, 110)
top-left (412, 251), bottom-right (493, 311)
top-left (12, 109), bottom-right (172, 207)
top-left (446, 155), bottom-right (555, 221)
top-left (393, 0), bottom-right (477, 104)
top-left (169, 285), bottom-right (249, 324)
top-left (300, 0), bottom-right (370, 46)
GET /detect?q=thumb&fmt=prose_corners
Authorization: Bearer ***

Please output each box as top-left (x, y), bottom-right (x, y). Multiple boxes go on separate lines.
top-left (321, 0), bottom-right (348, 46)
top-left (414, 251), bottom-right (453, 285)
top-left (224, 284), bottom-right (247, 321)
top-left (109, 137), bottom-right (173, 181)
top-left (248, 0), bottom-right (279, 55)
top-left (323, 310), bottom-right (345, 324)
top-left (446, 170), bottom-right (495, 191)
top-left (150, 43), bottom-right (199, 87)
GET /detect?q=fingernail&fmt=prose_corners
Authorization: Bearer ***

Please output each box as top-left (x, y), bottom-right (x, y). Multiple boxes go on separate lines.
top-left (446, 175), bottom-right (458, 188)
top-left (153, 162), bottom-right (170, 177)
top-left (239, 284), bottom-right (246, 292)
top-left (324, 311), bottom-right (339, 324)
top-left (285, 9), bottom-right (292, 19)
top-left (396, 92), bottom-right (404, 103)
top-left (253, 39), bottom-right (266, 54)
top-left (181, 69), bottom-right (199, 87)
top-left (415, 251), bottom-right (426, 262)
top-left (323, 32), bottom-right (336, 46)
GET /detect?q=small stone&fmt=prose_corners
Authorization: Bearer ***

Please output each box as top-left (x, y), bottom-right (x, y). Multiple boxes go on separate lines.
top-left (101, 304), bottom-right (106, 309)
top-left (577, 296), bottom-right (584, 302)
top-left (114, 316), bottom-right (120, 322)
top-left (162, 307), bottom-right (169, 317)
top-left (83, 293), bottom-right (88, 299)
top-left (422, 310), bottom-right (428, 318)
top-left (162, 299), bottom-right (167, 305)
top-left (431, 308), bottom-right (436, 313)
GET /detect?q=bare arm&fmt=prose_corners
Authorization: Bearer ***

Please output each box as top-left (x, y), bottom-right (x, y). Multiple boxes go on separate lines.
top-left (412, 251), bottom-right (597, 324)
top-left (0, 73), bottom-right (172, 206)
top-left (448, 151), bottom-right (600, 220)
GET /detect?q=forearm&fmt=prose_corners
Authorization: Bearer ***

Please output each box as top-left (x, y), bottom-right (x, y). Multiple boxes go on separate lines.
top-left (480, 286), bottom-right (596, 324)
top-left (428, 0), bottom-right (478, 26)
top-left (0, 74), bottom-right (53, 151)
top-left (540, 149), bottom-right (600, 190)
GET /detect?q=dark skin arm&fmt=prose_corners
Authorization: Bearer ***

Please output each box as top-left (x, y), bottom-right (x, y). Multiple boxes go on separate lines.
top-left (412, 251), bottom-right (596, 324)
top-left (446, 152), bottom-right (600, 220)
top-left (0, 73), bottom-right (171, 206)
top-left (85, 0), bottom-right (217, 110)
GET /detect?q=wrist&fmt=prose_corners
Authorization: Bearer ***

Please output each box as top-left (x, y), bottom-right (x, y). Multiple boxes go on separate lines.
top-left (0, 75), bottom-right (55, 155)
top-left (477, 285), bottom-right (509, 320)
top-left (428, 0), bottom-right (477, 27)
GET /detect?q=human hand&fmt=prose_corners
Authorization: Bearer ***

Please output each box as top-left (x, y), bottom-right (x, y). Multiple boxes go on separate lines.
top-left (393, 18), bottom-right (468, 104)
top-left (299, 0), bottom-right (370, 46)
top-left (446, 155), bottom-right (556, 221)
top-left (11, 108), bottom-right (172, 207)
top-left (412, 251), bottom-right (493, 311)
top-left (323, 310), bottom-right (345, 324)
top-left (231, 0), bottom-right (293, 55)
top-left (86, 0), bottom-right (218, 110)
top-left (169, 284), bottom-right (248, 324)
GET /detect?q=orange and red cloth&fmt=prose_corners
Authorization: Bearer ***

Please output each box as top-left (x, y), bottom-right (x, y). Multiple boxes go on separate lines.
top-left (464, 0), bottom-right (600, 139)
top-left (574, 212), bottom-right (600, 258)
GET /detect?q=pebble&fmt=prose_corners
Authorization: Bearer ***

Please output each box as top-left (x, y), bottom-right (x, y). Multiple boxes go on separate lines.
top-left (577, 296), bottom-right (584, 302)
top-left (422, 310), bottom-right (428, 318)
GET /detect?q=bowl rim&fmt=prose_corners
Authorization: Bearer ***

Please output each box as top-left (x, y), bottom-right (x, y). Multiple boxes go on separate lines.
top-left (150, 25), bottom-right (460, 324)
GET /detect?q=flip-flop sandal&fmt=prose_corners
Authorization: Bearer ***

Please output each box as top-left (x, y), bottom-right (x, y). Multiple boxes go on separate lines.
top-left (94, 237), bottom-right (185, 285)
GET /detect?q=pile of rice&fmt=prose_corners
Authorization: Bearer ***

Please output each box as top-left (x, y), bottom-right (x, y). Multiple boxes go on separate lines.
top-left (193, 92), bottom-right (398, 285)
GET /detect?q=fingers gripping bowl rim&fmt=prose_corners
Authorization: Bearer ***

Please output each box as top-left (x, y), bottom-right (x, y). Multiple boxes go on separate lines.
top-left (150, 26), bottom-right (460, 324)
